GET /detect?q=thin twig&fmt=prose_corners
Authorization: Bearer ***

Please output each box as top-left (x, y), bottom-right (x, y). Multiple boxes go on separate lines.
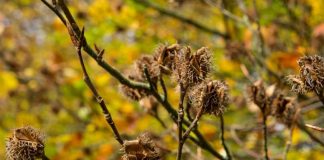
top-left (133, 0), bottom-right (229, 38)
top-left (177, 83), bottom-right (187, 160)
top-left (305, 124), bottom-right (324, 132)
top-left (220, 115), bottom-right (231, 160)
top-left (230, 127), bottom-right (262, 159)
top-left (203, 0), bottom-right (249, 27)
top-left (284, 126), bottom-right (294, 160)
top-left (150, 112), bottom-right (167, 129)
top-left (58, 0), bottom-right (79, 34)
top-left (75, 27), bottom-right (124, 145)
top-left (301, 101), bottom-right (323, 113)
top-left (192, 129), bottom-right (225, 159)
top-left (179, 107), bottom-right (204, 160)
top-left (315, 89), bottom-right (324, 106)
top-left (159, 75), bottom-right (168, 102)
top-left (252, 0), bottom-right (265, 58)
top-left (297, 120), bottom-right (324, 147)
top-left (185, 101), bottom-right (194, 122)
top-left (41, 0), bottom-right (66, 25)
top-left (143, 65), bottom-right (157, 91)
top-left (253, 0), bottom-right (282, 80)
top-left (282, 0), bottom-right (310, 41)
top-left (220, 0), bottom-right (232, 40)
top-left (262, 110), bottom-right (270, 160)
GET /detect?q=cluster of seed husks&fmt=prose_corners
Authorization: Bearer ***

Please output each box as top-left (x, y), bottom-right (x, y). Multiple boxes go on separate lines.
top-left (120, 45), bottom-right (180, 101)
top-left (6, 126), bottom-right (45, 160)
top-left (121, 44), bottom-right (229, 116)
top-left (248, 80), bottom-right (299, 127)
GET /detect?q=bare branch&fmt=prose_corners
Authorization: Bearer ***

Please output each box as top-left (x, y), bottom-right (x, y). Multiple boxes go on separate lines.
top-left (315, 89), bottom-right (324, 106)
top-left (283, 126), bottom-right (294, 160)
top-left (159, 75), bottom-right (168, 102)
top-left (220, 115), bottom-right (231, 160)
top-left (75, 27), bottom-right (124, 145)
top-left (252, 0), bottom-right (266, 58)
top-left (132, 0), bottom-right (229, 38)
top-left (305, 124), bottom-right (324, 132)
top-left (176, 83), bottom-right (187, 160)
top-left (297, 119), bottom-right (324, 147)
top-left (230, 126), bottom-right (262, 159)
top-left (179, 106), bottom-right (204, 160)
top-left (203, 0), bottom-right (249, 27)
top-left (261, 111), bottom-right (269, 160)
top-left (41, 0), bottom-right (66, 25)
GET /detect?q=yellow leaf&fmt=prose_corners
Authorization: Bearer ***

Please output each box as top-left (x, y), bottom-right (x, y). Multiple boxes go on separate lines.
top-left (0, 71), bottom-right (18, 98)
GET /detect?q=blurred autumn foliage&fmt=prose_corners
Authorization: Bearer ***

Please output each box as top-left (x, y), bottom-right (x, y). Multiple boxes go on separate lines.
top-left (1, 0), bottom-right (324, 159)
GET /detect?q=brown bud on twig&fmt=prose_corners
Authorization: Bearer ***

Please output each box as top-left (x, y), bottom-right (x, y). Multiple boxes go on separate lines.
top-left (190, 80), bottom-right (229, 116)
top-left (6, 126), bottom-right (47, 160)
top-left (94, 44), bottom-right (105, 61)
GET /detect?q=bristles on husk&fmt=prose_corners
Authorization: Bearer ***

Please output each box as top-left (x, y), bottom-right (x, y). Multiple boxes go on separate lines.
top-left (189, 80), bottom-right (229, 116)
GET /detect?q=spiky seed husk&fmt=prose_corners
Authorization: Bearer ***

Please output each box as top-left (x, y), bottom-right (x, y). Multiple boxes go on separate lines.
top-left (190, 80), bottom-right (229, 116)
top-left (174, 47), bottom-right (211, 87)
top-left (270, 95), bottom-right (298, 127)
top-left (120, 55), bottom-right (159, 101)
top-left (6, 126), bottom-right (45, 160)
top-left (119, 84), bottom-right (147, 101)
top-left (286, 75), bottom-right (307, 93)
top-left (154, 44), bottom-right (181, 74)
top-left (248, 80), bottom-right (267, 109)
top-left (119, 71), bottom-right (148, 101)
top-left (298, 55), bottom-right (324, 92)
top-left (121, 132), bottom-right (160, 160)
top-left (287, 55), bottom-right (324, 93)
top-left (134, 55), bottom-right (160, 83)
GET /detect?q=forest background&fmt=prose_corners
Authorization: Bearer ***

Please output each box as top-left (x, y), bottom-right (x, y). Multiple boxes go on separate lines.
top-left (1, 0), bottom-right (324, 159)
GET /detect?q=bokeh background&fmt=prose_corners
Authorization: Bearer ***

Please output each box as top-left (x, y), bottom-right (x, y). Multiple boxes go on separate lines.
top-left (1, 0), bottom-right (324, 159)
